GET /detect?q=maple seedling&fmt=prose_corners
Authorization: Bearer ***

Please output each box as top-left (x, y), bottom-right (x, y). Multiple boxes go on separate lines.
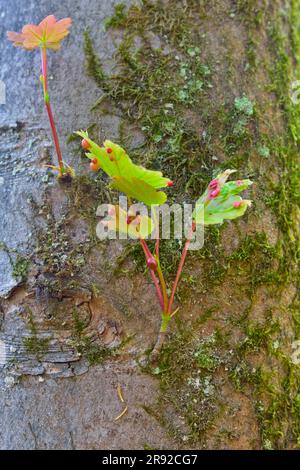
top-left (78, 131), bottom-right (253, 363)
top-left (7, 15), bottom-right (74, 180)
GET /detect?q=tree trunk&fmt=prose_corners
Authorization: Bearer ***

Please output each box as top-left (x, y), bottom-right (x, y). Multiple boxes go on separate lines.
top-left (0, 0), bottom-right (299, 450)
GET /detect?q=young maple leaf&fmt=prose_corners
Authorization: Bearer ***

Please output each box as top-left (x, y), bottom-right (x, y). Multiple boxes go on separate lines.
top-left (7, 15), bottom-right (71, 50)
top-left (193, 170), bottom-right (252, 225)
top-left (77, 131), bottom-right (172, 206)
top-left (102, 205), bottom-right (154, 239)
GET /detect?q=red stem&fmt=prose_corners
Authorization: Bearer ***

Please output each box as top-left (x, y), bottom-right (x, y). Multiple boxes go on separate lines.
top-left (140, 238), bottom-right (152, 258)
top-left (156, 262), bottom-right (169, 313)
top-left (140, 239), bottom-right (164, 311)
top-left (41, 47), bottom-right (64, 175)
top-left (167, 230), bottom-right (193, 315)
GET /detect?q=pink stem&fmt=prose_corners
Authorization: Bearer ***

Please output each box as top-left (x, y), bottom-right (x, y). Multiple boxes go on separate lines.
top-left (41, 47), bottom-right (64, 175)
top-left (140, 239), bottom-right (164, 311)
top-left (140, 238), bottom-right (152, 258)
top-left (155, 237), bottom-right (160, 258)
top-left (167, 231), bottom-right (193, 315)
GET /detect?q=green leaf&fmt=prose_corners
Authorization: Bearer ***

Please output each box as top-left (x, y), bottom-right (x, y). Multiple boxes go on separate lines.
top-left (129, 163), bottom-right (170, 189)
top-left (77, 131), bottom-right (134, 178)
top-left (104, 205), bottom-right (154, 239)
top-left (76, 131), bottom-right (171, 189)
top-left (195, 196), bottom-right (252, 225)
top-left (220, 179), bottom-right (252, 197)
top-left (111, 176), bottom-right (167, 206)
top-left (193, 170), bottom-right (252, 225)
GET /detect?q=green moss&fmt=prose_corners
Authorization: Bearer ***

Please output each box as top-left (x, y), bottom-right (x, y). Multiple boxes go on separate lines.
top-left (23, 336), bottom-right (50, 356)
top-left (230, 361), bottom-right (264, 393)
top-left (33, 185), bottom-right (106, 295)
top-left (227, 232), bottom-right (283, 290)
top-left (71, 308), bottom-right (111, 365)
top-left (221, 96), bottom-right (256, 154)
top-left (238, 314), bottom-right (280, 355)
top-left (83, 10), bottom-right (214, 196)
top-left (263, 2), bottom-right (300, 290)
top-left (66, 173), bottom-right (112, 231)
top-left (229, 233), bottom-right (276, 262)
top-left (104, 3), bottom-right (127, 31)
top-left (246, 35), bottom-right (259, 70)
top-left (150, 322), bottom-right (223, 443)
top-left (83, 30), bottom-right (109, 90)
top-left (0, 241), bottom-right (30, 283)
top-left (23, 308), bottom-right (51, 357)
top-left (236, 0), bottom-right (264, 70)
top-left (229, 305), bottom-right (300, 449)
top-left (12, 254), bottom-right (30, 282)
top-left (194, 334), bottom-right (221, 371)
top-left (230, 356), bottom-right (300, 449)
top-left (77, 337), bottom-right (111, 365)
top-left (36, 212), bottom-right (88, 277)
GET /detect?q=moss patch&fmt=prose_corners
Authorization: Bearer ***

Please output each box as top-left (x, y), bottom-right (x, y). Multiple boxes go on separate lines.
top-left (71, 308), bottom-right (112, 366)
top-left (23, 308), bottom-right (51, 358)
top-left (0, 241), bottom-right (30, 283)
